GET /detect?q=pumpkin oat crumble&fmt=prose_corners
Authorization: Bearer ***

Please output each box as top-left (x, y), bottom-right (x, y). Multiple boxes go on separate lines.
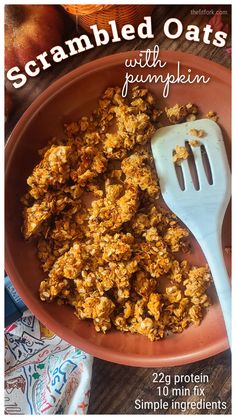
top-left (189, 139), bottom-right (200, 147)
top-left (205, 111), bottom-right (219, 122)
top-left (172, 145), bottom-right (189, 164)
top-left (189, 128), bottom-right (205, 138)
top-left (22, 86), bottom-right (212, 341)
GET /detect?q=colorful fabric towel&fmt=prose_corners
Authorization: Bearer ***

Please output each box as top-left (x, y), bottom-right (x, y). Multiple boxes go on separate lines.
top-left (4, 310), bottom-right (93, 415)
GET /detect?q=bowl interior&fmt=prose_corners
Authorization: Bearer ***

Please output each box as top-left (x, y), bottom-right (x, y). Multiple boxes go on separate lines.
top-left (5, 51), bottom-right (231, 367)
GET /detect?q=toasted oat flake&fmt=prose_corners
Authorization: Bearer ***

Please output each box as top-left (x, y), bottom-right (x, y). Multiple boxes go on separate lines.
top-left (205, 111), bottom-right (219, 122)
top-left (189, 139), bottom-right (200, 147)
top-left (189, 128), bottom-right (205, 138)
top-left (225, 247), bottom-right (231, 255)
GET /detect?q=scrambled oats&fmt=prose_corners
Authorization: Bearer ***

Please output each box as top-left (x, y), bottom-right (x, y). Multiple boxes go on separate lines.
top-left (172, 145), bottom-right (189, 164)
top-left (22, 86), bottom-right (212, 341)
top-left (165, 103), bottom-right (199, 124)
top-left (205, 111), bottom-right (219, 122)
top-left (189, 128), bottom-right (205, 138)
top-left (189, 139), bottom-right (200, 147)
top-left (224, 247), bottom-right (231, 255)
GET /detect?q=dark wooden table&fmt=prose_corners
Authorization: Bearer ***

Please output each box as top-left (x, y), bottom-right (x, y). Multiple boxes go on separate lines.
top-left (5, 5), bottom-right (231, 415)
top-left (88, 350), bottom-right (231, 414)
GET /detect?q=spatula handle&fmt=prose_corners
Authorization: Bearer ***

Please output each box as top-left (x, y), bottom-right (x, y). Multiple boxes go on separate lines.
top-left (200, 232), bottom-right (231, 348)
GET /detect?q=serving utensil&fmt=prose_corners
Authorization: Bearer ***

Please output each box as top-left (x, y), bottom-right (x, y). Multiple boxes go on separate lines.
top-left (151, 118), bottom-right (231, 347)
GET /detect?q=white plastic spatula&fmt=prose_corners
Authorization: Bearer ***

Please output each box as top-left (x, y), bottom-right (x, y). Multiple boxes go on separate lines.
top-left (151, 119), bottom-right (231, 347)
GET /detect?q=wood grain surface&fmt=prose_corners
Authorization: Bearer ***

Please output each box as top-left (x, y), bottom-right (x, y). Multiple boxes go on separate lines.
top-left (88, 350), bottom-right (231, 414)
top-left (5, 4), bottom-right (231, 415)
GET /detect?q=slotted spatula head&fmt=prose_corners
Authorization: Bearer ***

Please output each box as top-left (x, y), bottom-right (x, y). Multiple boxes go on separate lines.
top-left (151, 119), bottom-right (231, 234)
top-left (151, 118), bottom-right (232, 347)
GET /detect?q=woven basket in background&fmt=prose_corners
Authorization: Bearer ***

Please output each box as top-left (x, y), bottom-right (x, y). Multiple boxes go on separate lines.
top-left (62, 4), bottom-right (156, 34)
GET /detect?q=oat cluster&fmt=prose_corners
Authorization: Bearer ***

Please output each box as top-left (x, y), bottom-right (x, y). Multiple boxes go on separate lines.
top-left (172, 145), bottom-right (190, 164)
top-left (22, 86), bottom-right (212, 341)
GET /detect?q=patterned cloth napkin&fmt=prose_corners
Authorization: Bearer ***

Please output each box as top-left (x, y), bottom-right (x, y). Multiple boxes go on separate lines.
top-left (4, 310), bottom-right (93, 415)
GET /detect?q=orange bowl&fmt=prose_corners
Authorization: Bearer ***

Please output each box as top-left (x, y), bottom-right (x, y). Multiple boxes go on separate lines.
top-left (5, 51), bottom-right (231, 367)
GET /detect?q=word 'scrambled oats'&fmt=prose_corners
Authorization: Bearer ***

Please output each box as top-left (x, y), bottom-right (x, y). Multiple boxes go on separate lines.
top-left (22, 86), bottom-right (212, 341)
